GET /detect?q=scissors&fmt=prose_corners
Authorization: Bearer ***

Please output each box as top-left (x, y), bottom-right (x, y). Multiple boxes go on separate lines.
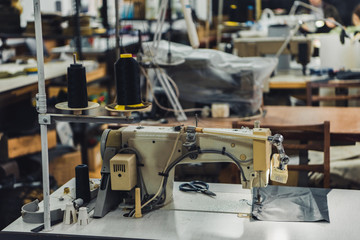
top-left (179, 180), bottom-right (216, 197)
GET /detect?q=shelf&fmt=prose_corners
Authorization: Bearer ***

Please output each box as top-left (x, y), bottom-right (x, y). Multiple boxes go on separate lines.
top-left (7, 129), bottom-right (57, 159)
top-left (0, 31), bottom-right (112, 40)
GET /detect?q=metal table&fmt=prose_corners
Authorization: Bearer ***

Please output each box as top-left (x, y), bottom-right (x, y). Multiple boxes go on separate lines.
top-left (2, 178), bottom-right (360, 240)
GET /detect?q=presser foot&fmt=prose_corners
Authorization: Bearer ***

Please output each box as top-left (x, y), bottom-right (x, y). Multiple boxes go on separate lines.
top-left (254, 187), bottom-right (262, 205)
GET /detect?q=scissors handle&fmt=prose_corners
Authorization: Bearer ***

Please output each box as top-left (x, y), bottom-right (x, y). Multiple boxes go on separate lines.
top-left (179, 181), bottom-right (216, 197)
top-left (190, 180), bottom-right (209, 190)
top-left (179, 182), bottom-right (198, 192)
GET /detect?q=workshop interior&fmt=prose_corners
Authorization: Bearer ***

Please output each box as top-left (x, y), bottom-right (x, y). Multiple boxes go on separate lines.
top-left (1, 0), bottom-right (360, 239)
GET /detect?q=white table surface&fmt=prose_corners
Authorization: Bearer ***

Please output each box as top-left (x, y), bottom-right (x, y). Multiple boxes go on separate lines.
top-left (0, 60), bottom-right (98, 94)
top-left (3, 179), bottom-right (360, 240)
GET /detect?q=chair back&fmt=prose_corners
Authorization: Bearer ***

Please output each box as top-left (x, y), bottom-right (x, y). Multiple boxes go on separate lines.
top-left (306, 80), bottom-right (360, 106)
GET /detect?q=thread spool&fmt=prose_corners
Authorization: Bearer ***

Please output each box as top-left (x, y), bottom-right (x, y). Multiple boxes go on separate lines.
top-left (78, 207), bottom-right (89, 226)
top-left (63, 203), bottom-right (77, 224)
top-left (134, 187), bottom-right (142, 218)
top-left (67, 54), bottom-right (88, 108)
top-left (75, 164), bottom-right (91, 203)
top-left (114, 54), bottom-right (143, 109)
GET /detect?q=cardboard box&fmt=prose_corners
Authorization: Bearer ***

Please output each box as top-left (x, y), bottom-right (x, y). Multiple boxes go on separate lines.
top-left (87, 142), bottom-right (101, 172)
top-left (49, 151), bottom-right (82, 186)
top-left (7, 129), bottom-right (57, 159)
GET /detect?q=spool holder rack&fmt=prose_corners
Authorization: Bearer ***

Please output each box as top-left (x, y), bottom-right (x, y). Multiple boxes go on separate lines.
top-left (32, 0), bottom-right (134, 231)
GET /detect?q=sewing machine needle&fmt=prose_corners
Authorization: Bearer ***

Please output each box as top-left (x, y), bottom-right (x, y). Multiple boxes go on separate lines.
top-left (256, 187), bottom-right (261, 204)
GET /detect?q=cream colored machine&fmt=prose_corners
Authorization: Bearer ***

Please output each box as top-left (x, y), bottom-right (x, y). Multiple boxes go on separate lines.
top-left (94, 125), bottom-right (289, 218)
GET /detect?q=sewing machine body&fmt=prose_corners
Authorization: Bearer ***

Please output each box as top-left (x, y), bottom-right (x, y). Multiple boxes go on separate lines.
top-left (94, 125), bottom-right (283, 218)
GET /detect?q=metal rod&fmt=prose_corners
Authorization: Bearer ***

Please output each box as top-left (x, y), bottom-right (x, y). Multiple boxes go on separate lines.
top-left (34, 0), bottom-right (46, 108)
top-left (289, 1), bottom-right (322, 16)
top-left (256, 187), bottom-right (261, 204)
top-left (115, 0), bottom-right (120, 57)
top-left (201, 128), bottom-right (269, 141)
top-left (157, 69), bottom-right (187, 121)
top-left (74, 0), bottom-right (83, 60)
top-left (40, 125), bottom-right (51, 230)
top-left (102, 0), bottom-right (109, 29)
top-left (48, 113), bottom-right (134, 124)
top-left (33, 0), bottom-right (51, 232)
top-left (167, 0), bottom-right (172, 63)
top-left (275, 23), bottom-right (301, 58)
top-left (205, 0), bottom-right (210, 49)
top-left (216, 0), bottom-right (224, 48)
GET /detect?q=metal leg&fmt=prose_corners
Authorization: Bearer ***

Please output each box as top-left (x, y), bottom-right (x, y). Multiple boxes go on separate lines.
top-left (74, 0), bottom-right (83, 60)
top-left (33, 0), bottom-right (51, 232)
top-left (115, 0), bottom-right (120, 57)
top-left (40, 124), bottom-right (51, 231)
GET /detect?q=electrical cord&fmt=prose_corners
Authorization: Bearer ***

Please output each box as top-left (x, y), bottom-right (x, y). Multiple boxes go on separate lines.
top-left (119, 146), bottom-right (161, 218)
top-left (146, 149), bottom-right (253, 213)
top-left (140, 128), bottom-right (184, 210)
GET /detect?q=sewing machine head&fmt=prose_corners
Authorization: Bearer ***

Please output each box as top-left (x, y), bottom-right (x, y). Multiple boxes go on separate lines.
top-left (94, 125), bottom-right (289, 218)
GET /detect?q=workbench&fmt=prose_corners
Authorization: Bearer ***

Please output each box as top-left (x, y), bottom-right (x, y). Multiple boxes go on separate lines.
top-left (269, 69), bottom-right (326, 89)
top-left (2, 178), bottom-right (360, 240)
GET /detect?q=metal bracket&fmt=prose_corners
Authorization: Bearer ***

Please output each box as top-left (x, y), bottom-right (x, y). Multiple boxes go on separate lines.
top-left (38, 114), bottom-right (51, 125)
top-left (268, 134), bottom-right (290, 170)
top-left (35, 93), bottom-right (47, 114)
top-left (183, 126), bottom-right (196, 149)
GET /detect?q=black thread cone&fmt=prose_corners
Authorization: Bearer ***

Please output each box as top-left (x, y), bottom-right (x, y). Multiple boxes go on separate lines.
top-left (67, 63), bottom-right (88, 108)
top-left (75, 164), bottom-right (91, 203)
top-left (114, 56), bottom-right (142, 106)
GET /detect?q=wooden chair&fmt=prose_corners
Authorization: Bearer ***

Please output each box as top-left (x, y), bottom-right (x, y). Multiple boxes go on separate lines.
top-left (232, 121), bottom-right (331, 188)
top-left (306, 80), bottom-right (360, 106)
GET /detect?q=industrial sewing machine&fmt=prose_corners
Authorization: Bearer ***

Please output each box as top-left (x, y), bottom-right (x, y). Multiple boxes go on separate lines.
top-left (94, 124), bottom-right (289, 218)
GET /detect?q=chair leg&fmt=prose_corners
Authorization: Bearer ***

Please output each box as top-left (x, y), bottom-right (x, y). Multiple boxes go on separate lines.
top-left (297, 150), bottom-right (309, 187)
top-left (306, 83), bottom-right (312, 106)
top-left (323, 170), bottom-right (330, 188)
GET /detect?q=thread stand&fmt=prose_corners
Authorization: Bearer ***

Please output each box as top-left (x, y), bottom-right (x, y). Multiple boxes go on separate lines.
top-left (55, 101), bottom-right (100, 115)
top-left (154, 51), bottom-right (185, 67)
top-left (105, 102), bottom-right (152, 117)
top-left (32, 0), bottom-right (134, 231)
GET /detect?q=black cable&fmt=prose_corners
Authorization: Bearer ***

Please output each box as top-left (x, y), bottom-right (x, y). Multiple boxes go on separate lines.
top-left (165, 149), bottom-right (250, 181)
top-left (150, 149), bottom-right (252, 210)
top-left (126, 148), bottom-right (253, 216)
